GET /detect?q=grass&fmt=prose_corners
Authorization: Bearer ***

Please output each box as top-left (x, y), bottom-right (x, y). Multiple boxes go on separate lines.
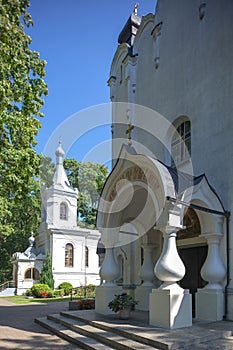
top-left (1, 295), bottom-right (70, 304)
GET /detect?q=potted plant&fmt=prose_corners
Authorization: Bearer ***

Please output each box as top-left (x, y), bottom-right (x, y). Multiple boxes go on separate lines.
top-left (108, 293), bottom-right (138, 319)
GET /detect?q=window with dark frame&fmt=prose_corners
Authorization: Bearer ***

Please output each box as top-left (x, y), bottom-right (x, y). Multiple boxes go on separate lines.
top-left (171, 120), bottom-right (191, 167)
top-left (65, 243), bottom-right (74, 267)
top-left (24, 268), bottom-right (40, 280)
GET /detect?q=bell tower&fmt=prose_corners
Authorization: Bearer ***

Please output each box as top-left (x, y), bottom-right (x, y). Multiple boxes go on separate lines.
top-left (39, 142), bottom-right (78, 233)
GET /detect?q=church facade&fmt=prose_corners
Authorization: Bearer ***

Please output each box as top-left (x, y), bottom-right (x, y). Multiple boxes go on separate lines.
top-left (95, 0), bottom-right (233, 329)
top-left (12, 142), bottom-right (101, 295)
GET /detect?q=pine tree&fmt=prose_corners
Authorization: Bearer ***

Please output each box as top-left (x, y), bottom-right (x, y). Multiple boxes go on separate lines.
top-left (39, 253), bottom-right (54, 289)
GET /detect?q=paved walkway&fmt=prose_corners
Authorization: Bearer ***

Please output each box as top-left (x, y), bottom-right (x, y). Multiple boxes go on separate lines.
top-left (1, 297), bottom-right (233, 349)
top-left (0, 297), bottom-right (78, 349)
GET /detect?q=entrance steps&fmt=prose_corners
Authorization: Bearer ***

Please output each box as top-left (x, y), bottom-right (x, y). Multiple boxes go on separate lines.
top-left (35, 310), bottom-right (233, 350)
top-left (35, 313), bottom-right (160, 349)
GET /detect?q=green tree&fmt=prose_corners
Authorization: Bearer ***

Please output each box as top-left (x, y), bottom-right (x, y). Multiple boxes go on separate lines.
top-left (64, 159), bottom-right (108, 227)
top-left (39, 253), bottom-right (54, 290)
top-left (0, 0), bottom-right (47, 282)
top-left (0, 182), bottom-right (41, 281)
top-left (39, 155), bottom-right (55, 188)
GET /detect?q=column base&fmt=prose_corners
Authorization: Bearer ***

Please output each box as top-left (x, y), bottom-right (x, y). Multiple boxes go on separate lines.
top-left (149, 287), bottom-right (192, 329)
top-left (135, 284), bottom-right (154, 311)
top-left (196, 288), bottom-right (224, 321)
top-left (95, 284), bottom-right (122, 315)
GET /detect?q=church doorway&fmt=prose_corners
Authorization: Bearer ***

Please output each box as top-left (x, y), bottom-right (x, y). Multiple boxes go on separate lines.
top-left (177, 207), bottom-right (207, 317)
top-left (178, 246), bottom-right (207, 317)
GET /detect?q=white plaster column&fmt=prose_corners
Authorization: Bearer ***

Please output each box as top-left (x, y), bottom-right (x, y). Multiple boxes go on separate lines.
top-left (196, 232), bottom-right (226, 321)
top-left (95, 236), bottom-right (122, 315)
top-left (201, 233), bottom-right (226, 290)
top-left (149, 226), bottom-right (192, 329)
top-left (99, 247), bottom-right (120, 286)
top-left (154, 228), bottom-right (185, 290)
top-left (135, 244), bottom-right (157, 311)
top-left (139, 244), bottom-right (156, 286)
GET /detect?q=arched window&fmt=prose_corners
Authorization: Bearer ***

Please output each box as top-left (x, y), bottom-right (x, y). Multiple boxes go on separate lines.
top-left (24, 268), bottom-right (40, 280)
top-left (171, 120), bottom-right (191, 166)
top-left (85, 246), bottom-right (89, 267)
top-left (60, 202), bottom-right (68, 220)
top-left (65, 243), bottom-right (73, 267)
top-left (177, 208), bottom-right (201, 240)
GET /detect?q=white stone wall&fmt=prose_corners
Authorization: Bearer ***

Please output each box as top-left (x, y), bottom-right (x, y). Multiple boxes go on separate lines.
top-left (112, 0), bottom-right (233, 208)
top-left (14, 260), bottom-right (44, 295)
top-left (51, 230), bottom-right (100, 288)
top-left (109, 0), bottom-right (233, 319)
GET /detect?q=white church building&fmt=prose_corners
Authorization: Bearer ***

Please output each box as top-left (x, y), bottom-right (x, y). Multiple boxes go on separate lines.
top-left (12, 142), bottom-right (101, 295)
top-left (95, 0), bottom-right (233, 329)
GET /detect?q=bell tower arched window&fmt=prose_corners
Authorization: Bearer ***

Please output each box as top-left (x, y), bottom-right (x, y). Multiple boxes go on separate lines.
top-left (60, 202), bottom-right (68, 220)
top-left (65, 243), bottom-right (73, 267)
top-left (171, 120), bottom-right (191, 167)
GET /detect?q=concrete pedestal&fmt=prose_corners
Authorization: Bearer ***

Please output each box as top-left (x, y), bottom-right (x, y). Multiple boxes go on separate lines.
top-left (149, 287), bottom-right (192, 329)
top-left (196, 288), bottom-right (224, 321)
top-left (95, 285), bottom-right (122, 315)
top-left (135, 285), bottom-right (154, 311)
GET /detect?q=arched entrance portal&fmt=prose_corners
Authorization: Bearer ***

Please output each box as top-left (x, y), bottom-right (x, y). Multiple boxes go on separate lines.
top-left (96, 145), bottom-right (226, 329)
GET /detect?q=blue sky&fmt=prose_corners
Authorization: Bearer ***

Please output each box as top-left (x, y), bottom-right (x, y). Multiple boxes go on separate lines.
top-left (28, 0), bottom-right (156, 164)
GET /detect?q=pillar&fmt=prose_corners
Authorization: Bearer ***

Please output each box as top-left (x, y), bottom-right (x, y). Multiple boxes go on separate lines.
top-left (196, 232), bottom-right (226, 320)
top-left (135, 244), bottom-right (157, 310)
top-left (95, 246), bottom-right (122, 314)
top-left (149, 226), bottom-right (192, 329)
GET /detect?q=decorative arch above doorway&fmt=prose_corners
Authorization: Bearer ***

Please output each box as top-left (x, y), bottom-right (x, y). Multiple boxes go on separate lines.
top-left (96, 144), bottom-right (226, 327)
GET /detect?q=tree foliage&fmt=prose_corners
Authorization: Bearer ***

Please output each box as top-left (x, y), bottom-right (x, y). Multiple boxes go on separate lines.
top-left (0, 0), bottom-right (47, 282)
top-left (0, 0), bottom-right (48, 199)
top-left (64, 159), bottom-right (108, 226)
top-left (0, 182), bottom-right (41, 281)
top-left (39, 253), bottom-right (54, 290)
top-left (39, 154), bottom-right (55, 189)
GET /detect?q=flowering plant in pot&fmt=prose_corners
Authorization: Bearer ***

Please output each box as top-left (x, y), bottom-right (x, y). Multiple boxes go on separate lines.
top-left (108, 293), bottom-right (138, 319)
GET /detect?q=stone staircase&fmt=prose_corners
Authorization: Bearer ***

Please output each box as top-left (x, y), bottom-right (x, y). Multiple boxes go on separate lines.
top-left (36, 312), bottom-right (162, 349)
top-left (35, 311), bottom-right (233, 350)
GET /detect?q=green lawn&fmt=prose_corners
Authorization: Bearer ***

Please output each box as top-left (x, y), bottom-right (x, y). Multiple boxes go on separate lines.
top-left (1, 295), bottom-right (70, 304)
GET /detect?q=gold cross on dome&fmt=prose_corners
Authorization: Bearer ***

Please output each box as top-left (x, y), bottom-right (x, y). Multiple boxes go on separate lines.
top-left (134, 3), bottom-right (139, 15)
top-left (126, 122), bottom-right (134, 145)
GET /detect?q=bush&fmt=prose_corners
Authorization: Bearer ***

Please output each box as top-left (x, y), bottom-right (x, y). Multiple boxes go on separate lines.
top-left (26, 288), bottom-right (33, 296)
top-left (77, 298), bottom-right (95, 310)
top-left (53, 289), bottom-right (64, 298)
top-left (39, 253), bottom-right (54, 289)
top-left (72, 285), bottom-right (96, 299)
top-left (58, 282), bottom-right (73, 296)
top-left (40, 291), bottom-right (49, 298)
top-left (31, 284), bottom-right (52, 298)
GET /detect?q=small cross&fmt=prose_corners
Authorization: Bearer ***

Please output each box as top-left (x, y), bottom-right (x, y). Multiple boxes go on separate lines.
top-left (134, 3), bottom-right (139, 15)
top-left (126, 123), bottom-right (134, 145)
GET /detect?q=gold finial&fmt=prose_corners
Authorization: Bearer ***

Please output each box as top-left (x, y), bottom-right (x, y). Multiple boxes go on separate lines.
top-left (126, 123), bottom-right (134, 146)
top-left (134, 3), bottom-right (139, 15)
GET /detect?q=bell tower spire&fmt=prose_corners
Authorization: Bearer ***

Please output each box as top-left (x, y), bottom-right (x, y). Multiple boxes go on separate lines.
top-left (55, 140), bottom-right (65, 165)
top-left (53, 141), bottom-right (70, 187)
